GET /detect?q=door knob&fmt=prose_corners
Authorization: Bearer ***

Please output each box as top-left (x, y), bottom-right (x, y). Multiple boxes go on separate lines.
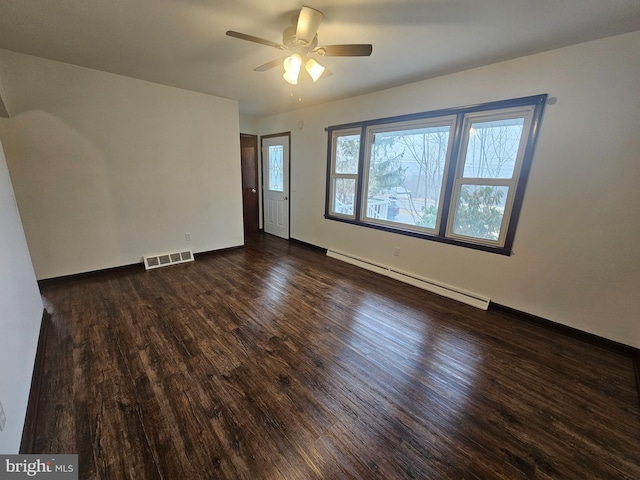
top-left (251, 188), bottom-right (257, 193)
top-left (283, 196), bottom-right (288, 200)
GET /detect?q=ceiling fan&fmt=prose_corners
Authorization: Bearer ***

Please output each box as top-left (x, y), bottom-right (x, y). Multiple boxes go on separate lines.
top-left (226, 6), bottom-right (373, 85)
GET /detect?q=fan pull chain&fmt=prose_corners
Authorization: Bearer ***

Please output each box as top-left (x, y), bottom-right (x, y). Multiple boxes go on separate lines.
top-left (289, 83), bottom-right (303, 103)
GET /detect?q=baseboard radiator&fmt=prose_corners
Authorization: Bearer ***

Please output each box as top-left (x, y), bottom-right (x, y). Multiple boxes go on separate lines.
top-left (326, 249), bottom-right (490, 310)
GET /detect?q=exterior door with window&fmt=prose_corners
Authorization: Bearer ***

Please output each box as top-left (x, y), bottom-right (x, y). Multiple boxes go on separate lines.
top-left (262, 134), bottom-right (290, 239)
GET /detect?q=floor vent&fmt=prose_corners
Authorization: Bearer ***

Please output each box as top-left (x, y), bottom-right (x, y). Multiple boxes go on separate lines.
top-left (144, 250), bottom-right (194, 270)
top-left (327, 249), bottom-right (490, 310)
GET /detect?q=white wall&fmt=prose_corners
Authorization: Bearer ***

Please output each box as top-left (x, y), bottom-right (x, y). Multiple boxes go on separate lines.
top-left (0, 136), bottom-right (43, 453)
top-left (0, 50), bottom-right (244, 279)
top-left (239, 114), bottom-right (260, 135)
top-left (259, 31), bottom-right (640, 348)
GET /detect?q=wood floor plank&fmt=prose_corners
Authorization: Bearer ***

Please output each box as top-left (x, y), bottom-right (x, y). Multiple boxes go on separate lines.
top-left (33, 233), bottom-right (640, 479)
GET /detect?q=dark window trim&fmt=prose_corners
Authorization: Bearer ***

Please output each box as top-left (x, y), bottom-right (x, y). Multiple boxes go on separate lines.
top-left (324, 94), bottom-right (548, 255)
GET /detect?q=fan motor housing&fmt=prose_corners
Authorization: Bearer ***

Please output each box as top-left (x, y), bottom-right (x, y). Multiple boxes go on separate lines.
top-left (283, 25), bottom-right (318, 51)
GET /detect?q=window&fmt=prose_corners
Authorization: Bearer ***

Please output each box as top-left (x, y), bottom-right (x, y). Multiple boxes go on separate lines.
top-left (328, 129), bottom-right (361, 219)
top-left (325, 95), bottom-right (547, 254)
top-left (268, 145), bottom-right (284, 192)
top-left (362, 117), bottom-right (456, 233)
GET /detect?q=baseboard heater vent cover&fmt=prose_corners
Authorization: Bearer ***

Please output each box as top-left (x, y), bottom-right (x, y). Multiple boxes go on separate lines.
top-left (326, 249), bottom-right (490, 310)
top-left (144, 250), bottom-right (194, 270)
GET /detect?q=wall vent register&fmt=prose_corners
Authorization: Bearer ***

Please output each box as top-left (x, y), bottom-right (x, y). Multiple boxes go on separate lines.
top-left (144, 250), bottom-right (193, 270)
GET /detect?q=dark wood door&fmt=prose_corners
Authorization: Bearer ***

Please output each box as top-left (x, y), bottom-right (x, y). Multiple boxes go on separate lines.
top-left (240, 134), bottom-right (259, 235)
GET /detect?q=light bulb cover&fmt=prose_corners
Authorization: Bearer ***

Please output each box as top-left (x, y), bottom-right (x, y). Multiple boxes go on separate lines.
top-left (305, 58), bottom-right (325, 82)
top-left (283, 54), bottom-right (302, 84)
top-left (283, 72), bottom-right (297, 85)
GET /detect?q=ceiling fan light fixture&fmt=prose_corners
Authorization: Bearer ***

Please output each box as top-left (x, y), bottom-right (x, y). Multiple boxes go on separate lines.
top-left (283, 54), bottom-right (302, 84)
top-left (226, 6), bottom-right (373, 87)
top-left (305, 58), bottom-right (325, 82)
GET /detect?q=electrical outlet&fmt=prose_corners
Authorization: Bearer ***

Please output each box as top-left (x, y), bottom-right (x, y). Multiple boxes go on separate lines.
top-left (185, 233), bottom-right (191, 241)
top-left (0, 400), bottom-right (6, 432)
top-left (393, 246), bottom-right (400, 257)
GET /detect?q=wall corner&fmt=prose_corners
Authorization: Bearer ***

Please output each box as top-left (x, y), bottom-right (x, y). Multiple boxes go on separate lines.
top-left (0, 72), bottom-right (9, 118)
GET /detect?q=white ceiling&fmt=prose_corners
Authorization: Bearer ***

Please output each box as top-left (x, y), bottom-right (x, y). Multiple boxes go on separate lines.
top-left (0, 0), bottom-right (639, 117)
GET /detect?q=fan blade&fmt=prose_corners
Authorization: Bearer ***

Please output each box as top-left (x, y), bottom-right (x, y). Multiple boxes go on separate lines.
top-left (254, 57), bottom-right (287, 72)
top-left (296, 6), bottom-right (323, 46)
top-left (315, 44), bottom-right (373, 57)
top-left (226, 31), bottom-right (285, 50)
top-left (320, 67), bottom-right (333, 80)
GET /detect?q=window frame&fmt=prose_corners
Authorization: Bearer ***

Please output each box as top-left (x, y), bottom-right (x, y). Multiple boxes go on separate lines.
top-left (324, 94), bottom-right (547, 255)
top-left (326, 127), bottom-right (363, 220)
top-left (445, 105), bottom-right (537, 247)
top-left (360, 115), bottom-right (458, 235)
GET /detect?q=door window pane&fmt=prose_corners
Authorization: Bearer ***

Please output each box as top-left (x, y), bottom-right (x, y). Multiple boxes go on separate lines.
top-left (335, 135), bottom-right (360, 174)
top-left (451, 185), bottom-right (509, 241)
top-left (268, 145), bottom-right (284, 192)
top-left (365, 125), bottom-right (450, 230)
top-left (463, 118), bottom-right (524, 179)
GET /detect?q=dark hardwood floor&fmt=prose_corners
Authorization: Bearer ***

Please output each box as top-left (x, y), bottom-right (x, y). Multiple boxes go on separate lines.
top-left (33, 234), bottom-right (640, 479)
